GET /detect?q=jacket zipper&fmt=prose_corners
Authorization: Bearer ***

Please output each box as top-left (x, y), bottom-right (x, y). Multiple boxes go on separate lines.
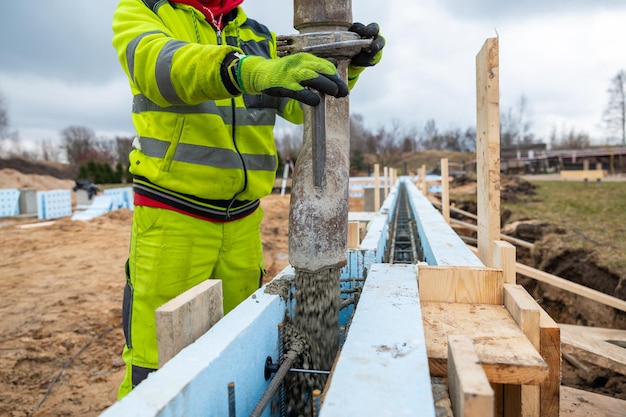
top-left (215, 20), bottom-right (247, 219)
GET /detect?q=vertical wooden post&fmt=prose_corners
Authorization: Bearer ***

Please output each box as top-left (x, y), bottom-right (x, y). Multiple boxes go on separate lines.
top-left (441, 158), bottom-right (450, 224)
top-left (347, 221), bottom-right (360, 249)
top-left (374, 163), bottom-right (380, 212)
top-left (383, 166), bottom-right (389, 199)
top-left (421, 164), bottom-right (428, 195)
top-left (476, 37), bottom-right (500, 267)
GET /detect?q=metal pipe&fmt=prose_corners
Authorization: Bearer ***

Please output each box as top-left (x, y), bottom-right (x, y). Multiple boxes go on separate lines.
top-left (277, 324), bottom-right (286, 417)
top-left (312, 92), bottom-right (326, 188)
top-left (312, 389), bottom-right (322, 417)
top-left (288, 368), bottom-right (330, 375)
top-left (249, 355), bottom-right (295, 417)
top-left (228, 382), bottom-right (236, 417)
top-left (288, 0), bottom-right (353, 272)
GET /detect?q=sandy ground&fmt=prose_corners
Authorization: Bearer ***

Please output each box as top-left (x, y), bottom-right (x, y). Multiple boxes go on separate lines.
top-left (0, 169), bottom-right (364, 417)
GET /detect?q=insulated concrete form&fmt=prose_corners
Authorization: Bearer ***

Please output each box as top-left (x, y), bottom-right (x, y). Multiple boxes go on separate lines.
top-left (100, 178), bottom-right (482, 417)
top-left (403, 178), bottom-right (483, 267)
top-left (100, 269), bottom-right (292, 417)
top-left (320, 263), bottom-right (436, 417)
top-left (0, 188), bottom-right (20, 217)
top-left (37, 189), bottom-right (72, 220)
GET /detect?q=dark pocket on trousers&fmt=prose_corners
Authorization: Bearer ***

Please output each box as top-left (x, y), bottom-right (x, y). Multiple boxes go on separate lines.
top-left (122, 259), bottom-right (133, 349)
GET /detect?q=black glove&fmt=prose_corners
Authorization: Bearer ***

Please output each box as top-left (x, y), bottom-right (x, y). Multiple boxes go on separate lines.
top-left (347, 22), bottom-right (385, 89)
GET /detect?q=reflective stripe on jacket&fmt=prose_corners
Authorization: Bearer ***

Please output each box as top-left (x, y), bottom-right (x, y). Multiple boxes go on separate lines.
top-left (112, 0), bottom-right (303, 202)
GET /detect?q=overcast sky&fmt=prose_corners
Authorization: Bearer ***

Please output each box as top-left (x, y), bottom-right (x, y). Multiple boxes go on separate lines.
top-left (1, 0), bottom-right (626, 153)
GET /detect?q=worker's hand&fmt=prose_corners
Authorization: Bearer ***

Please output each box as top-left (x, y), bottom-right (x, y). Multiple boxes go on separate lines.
top-left (347, 22), bottom-right (385, 89)
top-left (236, 53), bottom-right (349, 106)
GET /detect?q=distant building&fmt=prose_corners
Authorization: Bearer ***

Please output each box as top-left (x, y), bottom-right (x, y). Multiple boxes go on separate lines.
top-left (500, 144), bottom-right (626, 174)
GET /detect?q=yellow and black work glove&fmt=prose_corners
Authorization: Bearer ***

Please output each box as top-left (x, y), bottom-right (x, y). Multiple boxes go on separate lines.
top-left (347, 22), bottom-right (385, 89)
top-left (231, 53), bottom-right (348, 106)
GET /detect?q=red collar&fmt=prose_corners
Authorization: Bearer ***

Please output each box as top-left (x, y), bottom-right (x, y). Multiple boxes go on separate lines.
top-left (170, 0), bottom-right (243, 29)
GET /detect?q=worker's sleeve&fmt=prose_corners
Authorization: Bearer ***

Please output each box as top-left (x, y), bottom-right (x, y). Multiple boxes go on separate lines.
top-left (111, 0), bottom-right (242, 107)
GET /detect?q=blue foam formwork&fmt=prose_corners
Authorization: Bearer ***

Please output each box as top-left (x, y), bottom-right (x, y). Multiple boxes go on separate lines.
top-left (100, 268), bottom-right (294, 417)
top-left (103, 187), bottom-right (134, 210)
top-left (403, 178), bottom-right (483, 267)
top-left (0, 188), bottom-right (20, 218)
top-left (37, 190), bottom-right (72, 220)
top-left (321, 263), bottom-right (436, 417)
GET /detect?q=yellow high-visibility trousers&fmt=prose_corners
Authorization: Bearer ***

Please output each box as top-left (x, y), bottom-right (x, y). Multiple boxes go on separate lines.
top-left (118, 205), bottom-right (265, 399)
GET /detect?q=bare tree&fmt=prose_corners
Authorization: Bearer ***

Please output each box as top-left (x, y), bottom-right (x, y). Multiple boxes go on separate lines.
top-left (603, 69), bottom-right (626, 145)
top-left (550, 125), bottom-right (590, 150)
top-left (0, 91), bottom-right (8, 139)
top-left (61, 125), bottom-right (117, 165)
top-left (275, 125), bottom-right (303, 163)
top-left (115, 136), bottom-right (134, 168)
top-left (501, 95), bottom-right (534, 146)
top-left (40, 139), bottom-right (63, 161)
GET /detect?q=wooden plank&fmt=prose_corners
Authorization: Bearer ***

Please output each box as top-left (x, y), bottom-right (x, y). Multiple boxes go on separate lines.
top-left (539, 309), bottom-right (561, 417)
top-left (347, 221), bottom-right (360, 249)
top-left (447, 335), bottom-right (494, 417)
top-left (560, 386), bottom-right (626, 417)
top-left (503, 284), bottom-right (541, 417)
top-left (441, 158), bottom-right (450, 224)
top-left (458, 220), bottom-right (535, 249)
top-left (476, 37), bottom-right (501, 267)
top-left (493, 241), bottom-right (516, 284)
top-left (560, 170), bottom-right (606, 180)
top-left (559, 324), bottom-right (626, 344)
top-left (418, 265), bottom-right (503, 304)
top-left (156, 279), bottom-right (223, 367)
top-left (560, 324), bottom-right (626, 375)
top-left (422, 301), bottom-right (548, 385)
top-left (504, 284), bottom-right (540, 348)
top-left (515, 262), bottom-right (626, 313)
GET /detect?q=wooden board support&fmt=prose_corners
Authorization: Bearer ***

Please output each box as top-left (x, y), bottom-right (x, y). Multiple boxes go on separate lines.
top-left (493, 241), bottom-right (516, 284)
top-left (476, 37), bottom-right (501, 267)
top-left (156, 279), bottom-right (223, 366)
top-left (418, 265), bottom-right (503, 304)
top-left (515, 262), bottom-right (626, 313)
top-left (503, 284), bottom-right (541, 417)
top-left (560, 386), bottom-right (626, 417)
top-left (539, 309), bottom-right (561, 417)
top-left (560, 324), bottom-right (626, 376)
top-left (422, 301), bottom-right (548, 385)
top-left (447, 334), bottom-right (494, 417)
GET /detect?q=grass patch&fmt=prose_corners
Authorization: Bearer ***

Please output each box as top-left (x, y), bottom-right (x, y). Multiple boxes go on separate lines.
top-left (505, 181), bottom-right (626, 277)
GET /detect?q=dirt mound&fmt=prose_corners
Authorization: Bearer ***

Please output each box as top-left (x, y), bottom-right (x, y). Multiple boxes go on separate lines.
top-left (0, 158), bottom-right (76, 180)
top-left (0, 168), bottom-right (75, 191)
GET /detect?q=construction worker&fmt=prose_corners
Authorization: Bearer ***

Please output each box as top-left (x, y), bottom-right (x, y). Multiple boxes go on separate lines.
top-left (111, 0), bottom-right (384, 398)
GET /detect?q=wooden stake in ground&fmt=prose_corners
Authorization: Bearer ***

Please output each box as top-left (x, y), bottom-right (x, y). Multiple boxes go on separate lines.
top-left (476, 37), bottom-right (501, 267)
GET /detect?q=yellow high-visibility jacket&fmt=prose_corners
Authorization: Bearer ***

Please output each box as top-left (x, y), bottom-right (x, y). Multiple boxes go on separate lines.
top-left (112, 0), bottom-right (303, 217)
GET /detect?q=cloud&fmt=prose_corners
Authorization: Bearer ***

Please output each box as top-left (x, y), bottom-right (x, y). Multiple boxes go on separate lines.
top-left (438, 0), bottom-right (626, 21)
top-left (0, 71), bottom-right (134, 141)
top-left (0, 1), bottom-right (120, 83)
top-left (1, 0), bottom-right (625, 149)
